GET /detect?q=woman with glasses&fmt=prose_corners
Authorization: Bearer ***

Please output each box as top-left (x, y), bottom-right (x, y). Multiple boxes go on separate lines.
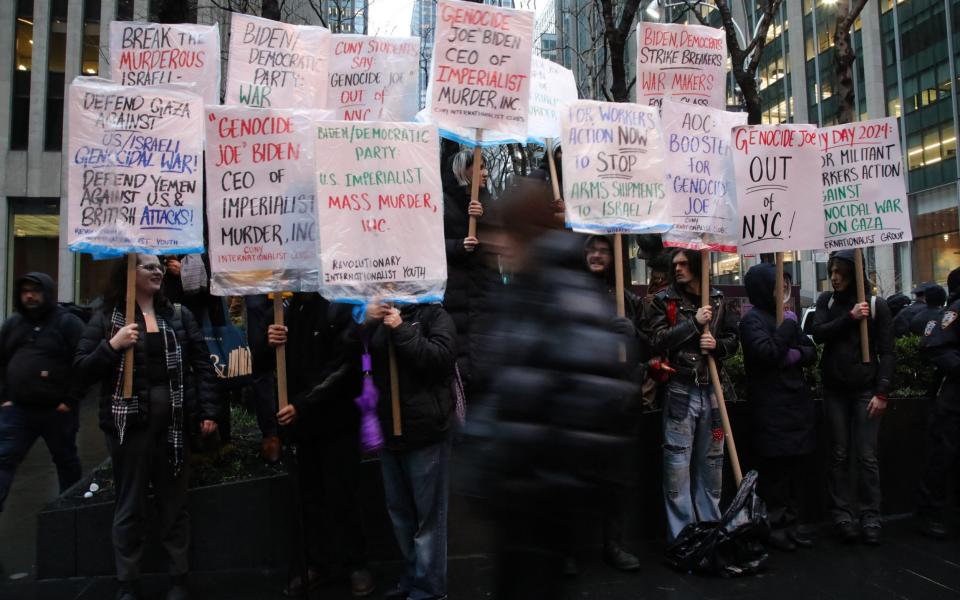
top-left (75, 253), bottom-right (220, 600)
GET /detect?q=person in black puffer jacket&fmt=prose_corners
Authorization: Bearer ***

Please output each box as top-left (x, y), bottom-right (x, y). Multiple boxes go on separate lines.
top-left (740, 263), bottom-right (817, 552)
top-left (811, 250), bottom-right (894, 546)
top-left (0, 272), bottom-right (84, 513)
top-left (360, 301), bottom-right (456, 600)
top-left (461, 178), bottom-right (636, 600)
top-left (443, 149), bottom-right (500, 396)
top-left (74, 254), bottom-right (221, 600)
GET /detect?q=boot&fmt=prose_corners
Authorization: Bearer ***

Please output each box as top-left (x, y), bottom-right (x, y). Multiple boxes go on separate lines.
top-left (603, 544), bottom-right (641, 571)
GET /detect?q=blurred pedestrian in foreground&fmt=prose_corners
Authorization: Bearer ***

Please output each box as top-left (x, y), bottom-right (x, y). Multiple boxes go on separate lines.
top-left (462, 178), bottom-right (637, 599)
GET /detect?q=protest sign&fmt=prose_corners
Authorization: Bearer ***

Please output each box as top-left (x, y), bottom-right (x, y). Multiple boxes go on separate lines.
top-left (820, 117), bottom-right (910, 250)
top-left (67, 77), bottom-right (205, 258)
top-left (527, 56), bottom-right (578, 142)
top-left (205, 106), bottom-right (323, 295)
top-left (733, 124), bottom-right (823, 253)
top-left (636, 22), bottom-right (726, 110)
top-left (327, 34), bottom-right (420, 121)
top-left (225, 13), bottom-right (330, 110)
top-left (561, 100), bottom-right (668, 234)
top-left (315, 122), bottom-right (446, 304)
top-left (660, 100), bottom-right (746, 252)
top-left (430, 0), bottom-right (534, 138)
top-left (110, 22), bottom-right (221, 106)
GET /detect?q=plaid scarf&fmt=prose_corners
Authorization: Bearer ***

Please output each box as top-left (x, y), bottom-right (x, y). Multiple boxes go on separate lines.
top-left (110, 306), bottom-right (186, 474)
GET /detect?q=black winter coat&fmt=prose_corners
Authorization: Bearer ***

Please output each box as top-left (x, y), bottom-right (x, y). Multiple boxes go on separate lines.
top-left (443, 184), bottom-right (499, 387)
top-left (908, 305), bottom-right (944, 337)
top-left (812, 291), bottom-right (894, 396)
top-left (367, 303), bottom-right (457, 453)
top-left (739, 264), bottom-right (817, 457)
top-left (74, 303), bottom-right (220, 435)
top-left (921, 299), bottom-right (960, 412)
top-left (0, 272), bottom-right (86, 409)
top-left (284, 294), bottom-right (362, 437)
top-left (462, 232), bottom-right (637, 512)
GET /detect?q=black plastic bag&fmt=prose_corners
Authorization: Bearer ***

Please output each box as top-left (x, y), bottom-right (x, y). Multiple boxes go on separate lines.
top-left (665, 470), bottom-right (769, 577)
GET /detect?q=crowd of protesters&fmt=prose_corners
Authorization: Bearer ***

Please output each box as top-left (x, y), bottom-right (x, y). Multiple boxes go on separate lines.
top-left (0, 158), bottom-right (958, 599)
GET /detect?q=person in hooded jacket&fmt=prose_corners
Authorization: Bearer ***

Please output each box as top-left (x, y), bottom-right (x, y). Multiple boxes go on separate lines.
top-left (0, 272), bottom-right (84, 514)
top-left (266, 294), bottom-right (374, 597)
top-left (74, 254), bottom-right (221, 600)
top-left (811, 250), bottom-right (894, 546)
top-left (739, 264), bottom-right (817, 552)
top-left (908, 284), bottom-right (946, 337)
top-left (443, 149), bottom-right (497, 398)
top-left (359, 301), bottom-right (456, 600)
top-left (916, 267), bottom-right (960, 540)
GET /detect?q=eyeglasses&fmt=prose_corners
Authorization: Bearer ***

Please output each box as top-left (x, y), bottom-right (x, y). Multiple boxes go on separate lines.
top-left (138, 263), bottom-right (166, 274)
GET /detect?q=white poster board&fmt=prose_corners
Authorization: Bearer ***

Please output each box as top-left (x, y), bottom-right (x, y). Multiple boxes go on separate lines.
top-left (67, 77), bottom-right (205, 258)
top-left (661, 100), bottom-right (746, 252)
top-left (110, 21), bottom-right (221, 106)
top-left (327, 34), bottom-right (420, 121)
top-left (561, 100), bottom-right (669, 234)
top-left (205, 106), bottom-right (323, 295)
top-left (527, 56), bottom-right (578, 142)
top-left (429, 0), bottom-right (534, 138)
top-left (636, 22), bottom-right (727, 110)
top-left (820, 117), bottom-right (911, 250)
top-left (225, 13), bottom-right (331, 109)
top-left (315, 122), bottom-right (446, 304)
top-left (733, 124), bottom-right (823, 253)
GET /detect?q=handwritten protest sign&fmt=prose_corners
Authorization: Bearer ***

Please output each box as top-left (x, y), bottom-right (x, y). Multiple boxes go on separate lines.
top-left (636, 22), bottom-right (726, 110)
top-left (67, 77), bottom-right (204, 258)
top-left (561, 100), bottom-right (668, 234)
top-left (661, 100), bottom-right (745, 252)
top-left (205, 106), bottom-right (323, 295)
top-left (733, 124), bottom-right (822, 253)
top-left (430, 0), bottom-right (534, 138)
top-left (110, 22), bottom-right (221, 106)
top-left (315, 122), bottom-right (446, 304)
top-left (226, 13), bottom-right (330, 110)
top-left (327, 34), bottom-right (419, 122)
top-left (820, 117), bottom-right (910, 250)
top-left (527, 56), bottom-right (578, 142)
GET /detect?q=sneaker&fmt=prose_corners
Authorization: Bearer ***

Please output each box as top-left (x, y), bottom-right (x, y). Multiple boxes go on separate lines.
top-left (350, 569), bottom-right (375, 597)
top-left (862, 525), bottom-right (882, 546)
top-left (788, 525), bottom-right (815, 548)
top-left (835, 521), bottom-right (859, 543)
top-left (603, 544), bottom-right (641, 571)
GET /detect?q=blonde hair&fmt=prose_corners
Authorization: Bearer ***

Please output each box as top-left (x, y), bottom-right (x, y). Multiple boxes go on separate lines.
top-left (451, 149), bottom-right (478, 187)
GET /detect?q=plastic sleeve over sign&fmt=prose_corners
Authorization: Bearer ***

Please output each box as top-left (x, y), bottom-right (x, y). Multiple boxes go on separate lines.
top-left (67, 77), bottom-right (206, 259)
top-left (204, 106), bottom-right (326, 296)
top-left (315, 121), bottom-right (447, 306)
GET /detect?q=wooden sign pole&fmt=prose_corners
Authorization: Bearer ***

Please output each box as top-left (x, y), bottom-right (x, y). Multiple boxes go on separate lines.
top-left (467, 129), bottom-right (484, 239)
top-left (122, 253), bottom-right (137, 398)
top-left (854, 247), bottom-right (871, 363)
top-left (700, 252), bottom-right (743, 486)
top-left (388, 339), bottom-right (402, 436)
top-left (273, 293), bottom-right (289, 410)
top-left (775, 252), bottom-right (785, 325)
top-left (546, 138), bottom-right (562, 204)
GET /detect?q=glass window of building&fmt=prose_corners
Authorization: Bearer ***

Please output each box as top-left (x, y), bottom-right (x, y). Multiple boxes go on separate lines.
top-left (117, 0), bottom-right (133, 20)
top-left (11, 0), bottom-right (33, 151)
top-left (45, 0), bottom-right (68, 151)
top-left (912, 206), bottom-right (960, 285)
top-left (6, 198), bottom-right (60, 315)
top-left (82, 0), bottom-right (100, 76)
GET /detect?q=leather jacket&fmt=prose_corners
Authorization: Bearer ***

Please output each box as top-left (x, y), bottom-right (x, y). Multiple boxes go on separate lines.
top-left (644, 283), bottom-right (739, 385)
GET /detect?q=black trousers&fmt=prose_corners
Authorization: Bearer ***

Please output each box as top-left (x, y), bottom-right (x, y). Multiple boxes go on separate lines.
top-left (298, 428), bottom-right (366, 571)
top-left (755, 454), bottom-right (811, 530)
top-left (107, 385), bottom-right (190, 582)
top-left (917, 399), bottom-right (960, 518)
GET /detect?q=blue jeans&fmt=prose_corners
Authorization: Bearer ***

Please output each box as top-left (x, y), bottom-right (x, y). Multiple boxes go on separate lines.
top-left (380, 439), bottom-right (450, 600)
top-left (0, 402), bottom-right (81, 512)
top-left (662, 381), bottom-right (724, 541)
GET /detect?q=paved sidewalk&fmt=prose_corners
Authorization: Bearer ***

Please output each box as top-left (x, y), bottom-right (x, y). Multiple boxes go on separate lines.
top-left (3, 517), bottom-right (958, 600)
